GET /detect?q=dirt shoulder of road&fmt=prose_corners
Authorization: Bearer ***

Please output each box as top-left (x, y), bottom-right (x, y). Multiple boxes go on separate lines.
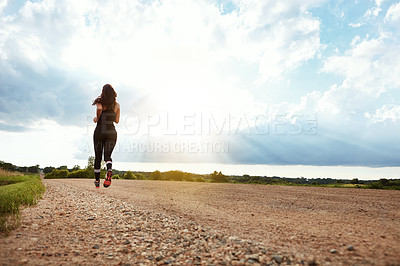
top-left (1, 179), bottom-right (400, 265)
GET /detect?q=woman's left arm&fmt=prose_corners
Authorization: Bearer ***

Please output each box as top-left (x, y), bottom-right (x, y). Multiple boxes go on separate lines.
top-left (93, 103), bottom-right (102, 123)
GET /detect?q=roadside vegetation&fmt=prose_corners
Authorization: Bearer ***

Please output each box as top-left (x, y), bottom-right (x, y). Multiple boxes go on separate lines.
top-left (0, 169), bottom-right (45, 233)
top-left (0, 161), bottom-right (40, 175)
top-left (3, 156), bottom-right (395, 191)
top-left (228, 175), bottom-right (400, 190)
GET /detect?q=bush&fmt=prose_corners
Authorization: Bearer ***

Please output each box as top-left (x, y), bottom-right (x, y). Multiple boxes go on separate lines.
top-left (195, 177), bottom-right (205, 182)
top-left (43, 166), bottom-right (55, 174)
top-left (67, 169), bottom-right (92, 178)
top-left (113, 174), bottom-right (120, 179)
top-left (45, 169), bottom-right (69, 179)
top-left (150, 170), bottom-right (162, 180)
top-left (135, 173), bottom-right (146, 180)
top-left (45, 167), bottom-right (107, 179)
top-left (368, 182), bottom-right (383, 189)
top-left (164, 170), bottom-right (184, 181)
top-left (210, 171), bottom-right (228, 183)
top-left (368, 179), bottom-right (400, 190)
top-left (183, 173), bottom-right (194, 182)
top-left (123, 171), bottom-right (136, 179)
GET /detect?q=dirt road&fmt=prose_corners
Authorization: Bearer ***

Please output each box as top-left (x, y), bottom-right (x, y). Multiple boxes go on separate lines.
top-left (1, 179), bottom-right (399, 265)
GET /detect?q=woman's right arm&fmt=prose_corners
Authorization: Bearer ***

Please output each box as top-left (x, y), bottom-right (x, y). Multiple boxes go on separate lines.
top-left (115, 103), bottom-right (120, 124)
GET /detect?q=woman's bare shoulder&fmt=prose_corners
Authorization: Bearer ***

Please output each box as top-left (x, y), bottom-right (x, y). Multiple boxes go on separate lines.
top-left (96, 103), bottom-right (103, 109)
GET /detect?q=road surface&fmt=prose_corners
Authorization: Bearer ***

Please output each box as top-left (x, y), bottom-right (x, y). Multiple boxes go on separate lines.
top-left (1, 179), bottom-right (399, 265)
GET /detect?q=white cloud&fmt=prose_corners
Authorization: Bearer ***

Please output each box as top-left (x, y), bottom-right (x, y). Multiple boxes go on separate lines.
top-left (0, 0), bottom-right (6, 13)
top-left (57, 0), bottom-right (324, 85)
top-left (0, 0), bottom-right (85, 76)
top-left (223, 1), bottom-right (323, 81)
top-left (385, 2), bottom-right (400, 22)
top-left (0, 119), bottom-right (86, 167)
top-left (322, 34), bottom-right (400, 97)
top-left (370, 104), bottom-right (400, 123)
top-left (261, 32), bottom-right (400, 135)
top-left (364, 0), bottom-right (385, 18)
top-left (350, 35), bottom-right (361, 47)
top-left (349, 22), bottom-right (363, 28)
top-left (0, 0), bottom-right (324, 98)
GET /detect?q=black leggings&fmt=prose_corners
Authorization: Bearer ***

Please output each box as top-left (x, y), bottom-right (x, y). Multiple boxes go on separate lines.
top-left (93, 126), bottom-right (117, 170)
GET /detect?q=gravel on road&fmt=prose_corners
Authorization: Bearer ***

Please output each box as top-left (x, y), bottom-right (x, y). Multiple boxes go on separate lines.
top-left (1, 179), bottom-right (399, 265)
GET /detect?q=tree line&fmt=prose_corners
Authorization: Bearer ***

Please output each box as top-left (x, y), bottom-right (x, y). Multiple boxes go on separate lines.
top-left (42, 157), bottom-right (225, 182)
top-left (2, 159), bottom-right (398, 189)
top-left (42, 157), bottom-right (229, 182)
top-left (0, 161), bottom-right (39, 174)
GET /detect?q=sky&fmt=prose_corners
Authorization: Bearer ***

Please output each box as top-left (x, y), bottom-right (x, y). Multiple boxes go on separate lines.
top-left (0, 0), bottom-right (400, 179)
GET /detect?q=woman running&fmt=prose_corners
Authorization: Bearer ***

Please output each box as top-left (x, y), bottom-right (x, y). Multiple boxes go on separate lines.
top-left (92, 84), bottom-right (120, 188)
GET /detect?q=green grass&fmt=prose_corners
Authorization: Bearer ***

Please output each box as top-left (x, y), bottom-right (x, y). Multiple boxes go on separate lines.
top-left (0, 174), bottom-right (45, 233)
top-left (314, 183), bottom-right (368, 188)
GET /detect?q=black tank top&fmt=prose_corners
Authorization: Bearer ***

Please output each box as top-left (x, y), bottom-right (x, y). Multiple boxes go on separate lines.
top-left (97, 107), bottom-right (116, 132)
